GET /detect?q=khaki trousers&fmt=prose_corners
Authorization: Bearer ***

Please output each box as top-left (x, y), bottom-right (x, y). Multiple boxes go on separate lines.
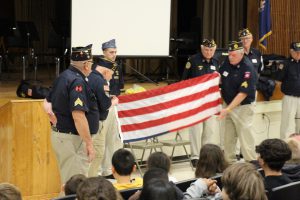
top-left (51, 130), bottom-right (90, 184)
top-left (88, 122), bottom-right (103, 177)
top-left (280, 95), bottom-right (300, 139)
top-left (189, 115), bottom-right (221, 159)
top-left (223, 104), bottom-right (256, 163)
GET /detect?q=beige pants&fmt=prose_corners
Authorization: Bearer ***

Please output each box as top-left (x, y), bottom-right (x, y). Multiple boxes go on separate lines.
top-left (280, 95), bottom-right (300, 139)
top-left (51, 130), bottom-right (90, 184)
top-left (88, 122), bottom-right (103, 177)
top-left (223, 104), bottom-right (256, 163)
top-left (189, 115), bottom-right (221, 159)
top-left (88, 107), bottom-right (122, 176)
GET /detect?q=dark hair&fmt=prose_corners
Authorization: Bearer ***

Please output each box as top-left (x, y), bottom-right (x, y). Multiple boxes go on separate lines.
top-left (112, 149), bottom-right (135, 176)
top-left (143, 168), bottom-right (169, 186)
top-left (0, 183), bottom-right (22, 200)
top-left (147, 152), bottom-right (171, 173)
top-left (222, 163), bottom-right (267, 200)
top-left (256, 138), bottom-right (292, 171)
top-left (139, 179), bottom-right (177, 200)
top-left (64, 174), bottom-right (86, 195)
top-left (195, 144), bottom-right (228, 178)
top-left (77, 177), bottom-right (117, 200)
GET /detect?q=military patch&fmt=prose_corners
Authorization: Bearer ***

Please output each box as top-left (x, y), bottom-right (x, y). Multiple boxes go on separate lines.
top-left (74, 97), bottom-right (83, 106)
top-left (75, 85), bottom-right (82, 92)
top-left (222, 71), bottom-right (229, 77)
top-left (244, 72), bottom-right (251, 79)
top-left (185, 62), bottom-right (191, 69)
top-left (210, 65), bottom-right (216, 70)
top-left (198, 65), bottom-right (203, 70)
top-left (241, 81), bottom-right (248, 88)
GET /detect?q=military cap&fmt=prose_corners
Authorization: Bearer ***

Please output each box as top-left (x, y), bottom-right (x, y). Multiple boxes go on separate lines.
top-left (238, 28), bottom-right (252, 38)
top-left (228, 41), bottom-right (243, 51)
top-left (71, 44), bottom-right (92, 61)
top-left (16, 80), bottom-right (30, 98)
top-left (102, 39), bottom-right (117, 50)
top-left (290, 42), bottom-right (300, 51)
top-left (202, 39), bottom-right (216, 48)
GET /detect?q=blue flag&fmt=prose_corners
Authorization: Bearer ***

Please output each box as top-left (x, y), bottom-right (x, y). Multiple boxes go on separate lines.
top-left (259, 0), bottom-right (272, 50)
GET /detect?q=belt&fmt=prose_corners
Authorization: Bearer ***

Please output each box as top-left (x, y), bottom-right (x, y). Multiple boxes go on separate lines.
top-left (51, 126), bottom-right (77, 135)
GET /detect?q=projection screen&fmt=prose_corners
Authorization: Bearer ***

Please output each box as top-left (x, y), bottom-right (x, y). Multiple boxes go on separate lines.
top-left (71, 0), bottom-right (172, 57)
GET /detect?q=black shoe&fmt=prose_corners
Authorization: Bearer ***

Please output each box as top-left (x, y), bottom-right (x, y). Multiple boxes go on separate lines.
top-left (103, 174), bottom-right (115, 179)
top-left (191, 159), bottom-right (198, 168)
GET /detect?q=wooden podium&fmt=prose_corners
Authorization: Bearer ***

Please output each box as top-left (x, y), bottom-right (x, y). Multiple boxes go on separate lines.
top-left (0, 100), bottom-right (61, 200)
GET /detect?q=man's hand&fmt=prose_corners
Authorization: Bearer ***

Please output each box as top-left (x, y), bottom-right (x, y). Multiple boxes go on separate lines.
top-left (86, 142), bottom-right (95, 162)
top-left (218, 108), bottom-right (230, 120)
top-left (43, 99), bottom-right (57, 126)
top-left (111, 96), bottom-right (119, 106)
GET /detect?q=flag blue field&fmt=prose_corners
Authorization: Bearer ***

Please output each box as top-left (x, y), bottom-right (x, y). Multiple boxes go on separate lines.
top-left (259, 0), bottom-right (272, 50)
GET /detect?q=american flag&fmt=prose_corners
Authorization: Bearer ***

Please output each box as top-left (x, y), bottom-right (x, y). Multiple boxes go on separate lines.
top-left (116, 73), bottom-right (222, 143)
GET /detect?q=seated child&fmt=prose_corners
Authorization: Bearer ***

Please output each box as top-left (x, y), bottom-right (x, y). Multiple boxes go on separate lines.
top-left (112, 149), bottom-right (143, 190)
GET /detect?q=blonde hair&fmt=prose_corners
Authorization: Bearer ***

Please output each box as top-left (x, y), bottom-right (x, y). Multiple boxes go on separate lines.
top-left (222, 163), bottom-right (267, 200)
top-left (0, 183), bottom-right (22, 200)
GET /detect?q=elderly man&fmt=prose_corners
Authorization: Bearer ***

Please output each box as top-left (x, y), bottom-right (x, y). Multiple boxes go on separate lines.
top-left (239, 28), bottom-right (264, 75)
top-left (182, 39), bottom-right (220, 166)
top-left (218, 41), bottom-right (257, 163)
top-left (89, 39), bottom-right (124, 178)
top-left (45, 44), bottom-right (98, 183)
top-left (276, 42), bottom-right (300, 138)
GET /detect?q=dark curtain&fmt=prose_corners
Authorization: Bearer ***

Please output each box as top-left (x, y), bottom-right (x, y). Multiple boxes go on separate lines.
top-left (200, 0), bottom-right (247, 48)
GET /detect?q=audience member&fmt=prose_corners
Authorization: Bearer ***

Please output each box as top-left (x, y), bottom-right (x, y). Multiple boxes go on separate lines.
top-left (139, 179), bottom-right (177, 200)
top-left (111, 149), bottom-right (143, 190)
top-left (63, 174), bottom-right (86, 195)
top-left (147, 152), bottom-right (177, 182)
top-left (256, 138), bottom-right (292, 191)
top-left (0, 183), bottom-right (22, 200)
top-left (195, 144), bottom-right (228, 178)
top-left (286, 133), bottom-right (300, 163)
top-left (221, 162), bottom-right (267, 200)
top-left (76, 176), bottom-right (122, 200)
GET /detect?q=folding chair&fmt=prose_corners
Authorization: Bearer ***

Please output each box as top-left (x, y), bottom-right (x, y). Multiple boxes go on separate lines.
top-left (159, 131), bottom-right (193, 168)
top-left (123, 137), bottom-right (163, 176)
top-left (268, 181), bottom-right (300, 200)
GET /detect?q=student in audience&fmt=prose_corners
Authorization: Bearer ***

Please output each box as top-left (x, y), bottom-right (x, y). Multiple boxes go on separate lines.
top-left (112, 149), bottom-right (143, 190)
top-left (63, 174), bottom-right (86, 195)
top-left (0, 183), bottom-right (22, 200)
top-left (256, 138), bottom-right (292, 191)
top-left (195, 144), bottom-right (229, 178)
top-left (221, 162), bottom-right (267, 200)
top-left (77, 176), bottom-right (122, 200)
top-left (139, 179), bottom-right (177, 200)
top-left (147, 152), bottom-right (177, 182)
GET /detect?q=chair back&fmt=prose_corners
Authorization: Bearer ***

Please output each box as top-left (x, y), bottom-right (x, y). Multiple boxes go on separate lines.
top-left (52, 194), bottom-right (76, 200)
top-left (120, 187), bottom-right (142, 200)
top-left (268, 181), bottom-right (300, 200)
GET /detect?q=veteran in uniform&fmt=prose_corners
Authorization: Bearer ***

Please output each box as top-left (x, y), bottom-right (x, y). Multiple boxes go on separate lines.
top-left (89, 39), bottom-right (124, 177)
top-left (45, 44), bottom-right (99, 184)
top-left (276, 42), bottom-right (300, 138)
top-left (88, 62), bottom-right (119, 177)
top-left (182, 39), bottom-right (220, 166)
top-left (218, 41), bottom-right (257, 163)
top-left (239, 28), bottom-right (264, 75)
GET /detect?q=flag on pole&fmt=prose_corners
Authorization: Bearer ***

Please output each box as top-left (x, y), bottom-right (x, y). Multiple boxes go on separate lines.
top-left (116, 73), bottom-right (222, 143)
top-left (259, 0), bottom-right (272, 50)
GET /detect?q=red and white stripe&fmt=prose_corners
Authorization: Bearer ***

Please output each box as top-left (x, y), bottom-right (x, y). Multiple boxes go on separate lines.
top-left (116, 73), bottom-right (222, 142)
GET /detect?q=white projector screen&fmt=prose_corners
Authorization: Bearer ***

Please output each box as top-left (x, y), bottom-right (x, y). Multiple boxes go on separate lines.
top-left (71, 0), bottom-right (172, 57)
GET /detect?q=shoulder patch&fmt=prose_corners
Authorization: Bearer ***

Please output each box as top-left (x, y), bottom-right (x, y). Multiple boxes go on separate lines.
top-left (185, 62), bottom-right (191, 69)
top-left (241, 81), bottom-right (248, 88)
top-left (74, 97), bottom-right (83, 106)
top-left (244, 72), bottom-right (251, 79)
top-left (75, 85), bottom-right (83, 92)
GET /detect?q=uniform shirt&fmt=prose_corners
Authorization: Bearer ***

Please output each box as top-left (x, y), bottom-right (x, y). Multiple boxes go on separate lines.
top-left (47, 66), bottom-right (99, 134)
top-left (219, 57), bottom-right (258, 105)
top-left (276, 58), bottom-right (300, 96)
top-left (113, 177), bottom-right (143, 190)
top-left (244, 47), bottom-right (264, 74)
top-left (264, 174), bottom-right (292, 192)
top-left (182, 52), bottom-right (219, 80)
top-left (88, 70), bottom-right (112, 121)
top-left (96, 56), bottom-right (124, 96)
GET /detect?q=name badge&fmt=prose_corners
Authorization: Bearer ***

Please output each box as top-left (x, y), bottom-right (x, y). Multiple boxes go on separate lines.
top-left (222, 71), bottom-right (229, 77)
top-left (252, 59), bottom-right (258, 63)
top-left (210, 65), bottom-right (216, 70)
